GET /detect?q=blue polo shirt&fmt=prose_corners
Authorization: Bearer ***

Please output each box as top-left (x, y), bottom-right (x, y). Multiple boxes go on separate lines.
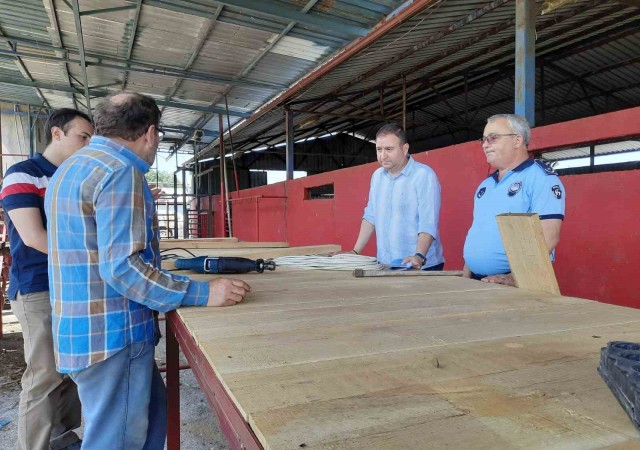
top-left (463, 159), bottom-right (565, 276)
top-left (363, 156), bottom-right (445, 268)
top-left (0, 153), bottom-right (57, 299)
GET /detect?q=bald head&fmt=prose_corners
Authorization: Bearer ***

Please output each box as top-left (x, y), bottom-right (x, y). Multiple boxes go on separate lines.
top-left (94, 92), bottom-right (161, 141)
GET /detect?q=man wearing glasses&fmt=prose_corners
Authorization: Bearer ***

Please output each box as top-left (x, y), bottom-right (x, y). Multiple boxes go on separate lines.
top-left (462, 114), bottom-right (565, 286)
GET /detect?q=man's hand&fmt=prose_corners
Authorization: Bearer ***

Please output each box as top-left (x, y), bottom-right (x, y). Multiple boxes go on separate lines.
top-left (481, 273), bottom-right (516, 287)
top-left (148, 183), bottom-right (164, 201)
top-left (402, 255), bottom-right (424, 270)
top-left (207, 278), bottom-right (252, 307)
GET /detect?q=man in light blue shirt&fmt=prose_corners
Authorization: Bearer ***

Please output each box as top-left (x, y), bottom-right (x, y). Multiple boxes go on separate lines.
top-left (351, 123), bottom-right (444, 270)
top-left (463, 114), bottom-right (565, 286)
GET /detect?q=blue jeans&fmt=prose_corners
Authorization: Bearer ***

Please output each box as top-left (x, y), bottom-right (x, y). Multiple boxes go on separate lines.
top-left (69, 343), bottom-right (167, 450)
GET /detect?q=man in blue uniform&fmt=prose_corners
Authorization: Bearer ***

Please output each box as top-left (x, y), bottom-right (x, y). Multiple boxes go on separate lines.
top-left (350, 123), bottom-right (445, 270)
top-left (463, 114), bottom-right (565, 286)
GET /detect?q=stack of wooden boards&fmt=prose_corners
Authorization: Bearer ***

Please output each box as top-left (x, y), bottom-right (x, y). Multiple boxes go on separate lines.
top-left (159, 238), bottom-right (341, 271)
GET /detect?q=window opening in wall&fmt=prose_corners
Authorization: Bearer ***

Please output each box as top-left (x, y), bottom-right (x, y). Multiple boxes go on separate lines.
top-left (305, 183), bottom-right (334, 200)
top-left (539, 139), bottom-right (640, 175)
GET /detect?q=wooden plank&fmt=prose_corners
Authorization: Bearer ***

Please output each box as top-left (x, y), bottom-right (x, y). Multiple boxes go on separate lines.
top-left (354, 269), bottom-right (463, 277)
top-left (234, 324), bottom-right (640, 449)
top-left (175, 271), bottom-right (640, 449)
top-left (159, 239), bottom-right (287, 250)
top-left (161, 245), bottom-right (341, 270)
top-left (496, 213), bottom-right (561, 295)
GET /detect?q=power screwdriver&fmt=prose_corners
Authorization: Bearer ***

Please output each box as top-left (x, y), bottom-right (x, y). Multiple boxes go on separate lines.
top-left (174, 256), bottom-right (276, 274)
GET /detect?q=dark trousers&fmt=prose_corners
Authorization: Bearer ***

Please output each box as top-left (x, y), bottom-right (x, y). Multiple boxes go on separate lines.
top-left (423, 262), bottom-right (445, 271)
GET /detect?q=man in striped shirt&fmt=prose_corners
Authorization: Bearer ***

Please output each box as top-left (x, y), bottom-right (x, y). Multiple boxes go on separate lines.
top-left (45, 93), bottom-right (251, 450)
top-left (0, 108), bottom-right (93, 450)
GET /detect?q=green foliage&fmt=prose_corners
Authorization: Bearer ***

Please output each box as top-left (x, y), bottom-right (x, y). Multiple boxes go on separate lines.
top-left (145, 170), bottom-right (180, 188)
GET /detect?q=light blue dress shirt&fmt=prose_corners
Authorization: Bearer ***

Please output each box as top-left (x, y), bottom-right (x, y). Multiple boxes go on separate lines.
top-left (463, 159), bottom-right (565, 276)
top-left (363, 156), bottom-right (445, 268)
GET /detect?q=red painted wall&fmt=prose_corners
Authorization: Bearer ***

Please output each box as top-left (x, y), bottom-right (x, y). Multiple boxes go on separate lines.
top-left (209, 107), bottom-right (640, 308)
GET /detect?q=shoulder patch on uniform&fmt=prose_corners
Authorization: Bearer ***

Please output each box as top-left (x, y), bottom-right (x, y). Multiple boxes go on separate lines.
top-left (535, 159), bottom-right (558, 175)
top-left (477, 187), bottom-right (486, 198)
top-left (552, 185), bottom-right (562, 199)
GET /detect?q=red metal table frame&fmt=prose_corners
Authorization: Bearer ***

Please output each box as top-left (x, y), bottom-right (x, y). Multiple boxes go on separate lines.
top-left (165, 310), bottom-right (262, 450)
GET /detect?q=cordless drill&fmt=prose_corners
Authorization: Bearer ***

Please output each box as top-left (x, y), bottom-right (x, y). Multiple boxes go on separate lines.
top-left (174, 256), bottom-right (276, 274)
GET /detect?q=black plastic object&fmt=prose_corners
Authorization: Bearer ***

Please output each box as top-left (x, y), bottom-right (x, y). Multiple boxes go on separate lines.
top-left (598, 341), bottom-right (640, 430)
top-left (174, 256), bottom-right (276, 274)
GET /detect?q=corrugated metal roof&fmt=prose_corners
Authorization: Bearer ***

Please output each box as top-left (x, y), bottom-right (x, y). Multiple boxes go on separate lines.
top-left (2, 0), bottom-right (639, 174)
top-left (0, 0), bottom-right (406, 155)
top-left (206, 0), bottom-right (640, 169)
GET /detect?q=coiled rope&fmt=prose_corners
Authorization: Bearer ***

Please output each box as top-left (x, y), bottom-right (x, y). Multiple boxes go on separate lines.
top-left (273, 254), bottom-right (385, 271)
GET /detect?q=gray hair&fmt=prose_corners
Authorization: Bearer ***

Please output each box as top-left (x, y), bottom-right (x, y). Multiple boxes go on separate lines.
top-left (487, 114), bottom-right (531, 146)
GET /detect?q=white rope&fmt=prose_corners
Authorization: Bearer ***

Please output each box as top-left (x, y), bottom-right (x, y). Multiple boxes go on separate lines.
top-left (273, 254), bottom-right (385, 271)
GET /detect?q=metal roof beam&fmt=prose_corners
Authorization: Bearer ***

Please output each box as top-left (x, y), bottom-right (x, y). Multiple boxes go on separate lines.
top-left (299, 1), bottom-right (627, 133)
top-left (70, 0), bottom-right (91, 116)
top-left (237, 0), bottom-right (319, 79)
top-left (122, 0), bottom-right (143, 90)
top-left (186, 0), bottom-right (319, 159)
top-left (79, 5), bottom-right (138, 16)
top-left (0, 77), bottom-right (251, 116)
top-left (0, 42), bottom-right (287, 90)
top-left (0, 27), bottom-right (52, 109)
top-left (162, 4), bottom-right (224, 113)
top-left (291, 0), bottom-right (609, 111)
top-left (137, 0), bottom-right (370, 38)
top-left (307, 0), bottom-right (511, 110)
top-left (43, 0), bottom-right (78, 110)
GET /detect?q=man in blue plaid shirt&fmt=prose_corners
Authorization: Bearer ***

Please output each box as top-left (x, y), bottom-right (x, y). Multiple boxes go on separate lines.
top-left (45, 92), bottom-right (251, 449)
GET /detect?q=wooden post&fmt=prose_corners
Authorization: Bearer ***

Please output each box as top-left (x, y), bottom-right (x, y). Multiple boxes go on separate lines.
top-left (496, 213), bottom-right (561, 295)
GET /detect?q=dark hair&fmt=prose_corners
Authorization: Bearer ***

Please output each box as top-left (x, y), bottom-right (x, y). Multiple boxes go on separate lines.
top-left (376, 123), bottom-right (407, 145)
top-left (93, 93), bottom-right (161, 141)
top-left (44, 108), bottom-right (92, 145)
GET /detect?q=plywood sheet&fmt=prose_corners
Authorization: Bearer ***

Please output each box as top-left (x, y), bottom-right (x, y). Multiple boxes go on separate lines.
top-left (176, 271), bottom-right (640, 449)
top-left (497, 213), bottom-right (560, 295)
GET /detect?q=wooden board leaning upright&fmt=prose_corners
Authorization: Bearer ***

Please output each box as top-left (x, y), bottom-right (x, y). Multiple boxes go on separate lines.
top-left (496, 213), bottom-right (561, 295)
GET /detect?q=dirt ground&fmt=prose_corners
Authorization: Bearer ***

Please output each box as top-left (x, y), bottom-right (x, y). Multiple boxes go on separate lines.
top-left (0, 305), bottom-right (229, 449)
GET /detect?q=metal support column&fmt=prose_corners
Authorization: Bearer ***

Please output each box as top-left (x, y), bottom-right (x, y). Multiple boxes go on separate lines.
top-left (218, 114), bottom-right (226, 236)
top-left (515, 0), bottom-right (536, 125)
top-left (27, 105), bottom-right (34, 157)
top-left (285, 107), bottom-right (294, 180)
top-left (181, 169), bottom-right (188, 239)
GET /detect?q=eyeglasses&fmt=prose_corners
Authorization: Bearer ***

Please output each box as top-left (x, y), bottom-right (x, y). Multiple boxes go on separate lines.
top-left (157, 126), bottom-right (165, 142)
top-left (478, 133), bottom-right (518, 145)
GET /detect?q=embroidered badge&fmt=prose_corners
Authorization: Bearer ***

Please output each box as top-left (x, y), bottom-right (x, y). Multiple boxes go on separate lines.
top-left (477, 187), bottom-right (486, 198)
top-left (535, 159), bottom-right (558, 175)
top-left (552, 185), bottom-right (562, 199)
top-left (508, 181), bottom-right (522, 197)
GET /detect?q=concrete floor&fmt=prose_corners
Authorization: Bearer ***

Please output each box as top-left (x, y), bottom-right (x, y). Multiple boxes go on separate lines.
top-left (0, 307), bottom-right (229, 450)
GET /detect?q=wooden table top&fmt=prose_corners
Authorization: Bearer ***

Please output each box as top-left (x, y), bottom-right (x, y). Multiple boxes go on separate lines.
top-left (179, 270), bottom-right (640, 449)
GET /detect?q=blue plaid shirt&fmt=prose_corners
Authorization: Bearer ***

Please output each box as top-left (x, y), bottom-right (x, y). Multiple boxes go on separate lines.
top-left (45, 136), bottom-right (209, 373)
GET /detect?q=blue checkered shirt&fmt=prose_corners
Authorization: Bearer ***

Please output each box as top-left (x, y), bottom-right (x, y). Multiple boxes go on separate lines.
top-left (45, 136), bottom-right (209, 373)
